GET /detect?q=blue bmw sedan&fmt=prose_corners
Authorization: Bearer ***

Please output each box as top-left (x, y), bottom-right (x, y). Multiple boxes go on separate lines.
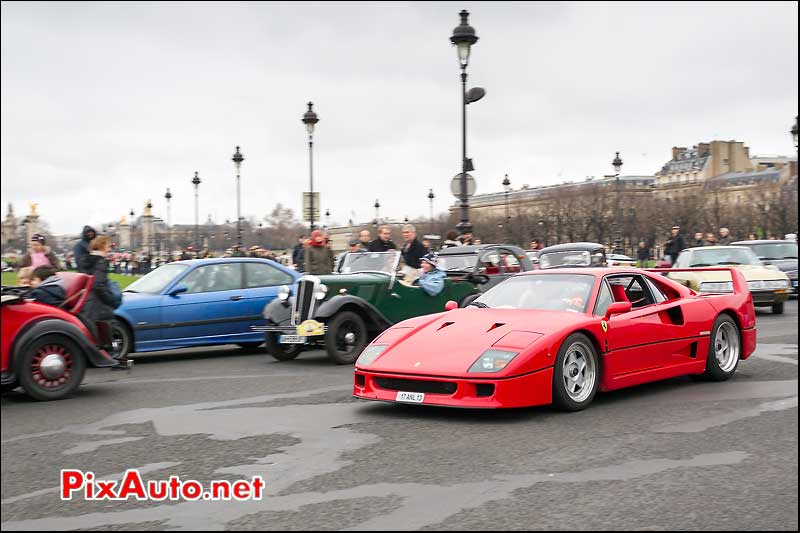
top-left (110, 258), bottom-right (299, 358)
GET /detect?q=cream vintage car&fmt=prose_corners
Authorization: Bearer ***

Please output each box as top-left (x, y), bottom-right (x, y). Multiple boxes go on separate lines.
top-left (668, 246), bottom-right (791, 314)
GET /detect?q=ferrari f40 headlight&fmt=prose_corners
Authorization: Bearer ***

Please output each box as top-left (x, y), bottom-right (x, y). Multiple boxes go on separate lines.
top-left (698, 281), bottom-right (733, 293)
top-left (356, 344), bottom-right (387, 368)
top-left (468, 349), bottom-right (519, 373)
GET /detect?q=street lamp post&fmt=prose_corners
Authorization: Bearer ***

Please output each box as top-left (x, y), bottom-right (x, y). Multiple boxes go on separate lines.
top-left (191, 171), bottom-right (201, 250)
top-left (232, 146), bottom-right (244, 249)
top-left (502, 174), bottom-right (511, 243)
top-left (129, 209), bottom-right (136, 251)
top-left (374, 199), bottom-right (380, 225)
top-left (302, 102), bottom-right (319, 231)
top-left (427, 189), bottom-right (435, 234)
top-left (164, 188), bottom-right (172, 255)
top-left (612, 151), bottom-right (623, 254)
top-left (792, 116), bottom-right (798, 150)
top-left (325, 209), bottom-right (331, 229)
top-left (450, 9), bottom-right (484, 236)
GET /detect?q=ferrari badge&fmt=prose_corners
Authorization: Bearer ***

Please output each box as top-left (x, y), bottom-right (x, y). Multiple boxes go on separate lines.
top-left (601, 320), bottom-right (608, 333)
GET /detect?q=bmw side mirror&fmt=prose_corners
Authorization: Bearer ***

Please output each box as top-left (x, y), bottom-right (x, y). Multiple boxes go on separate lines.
top-left (169, 285), bottom-right (188, 297)
top-left (604, 301), bottom-right (632, 320)
top-left (445, 300), bottom-right (458, 311)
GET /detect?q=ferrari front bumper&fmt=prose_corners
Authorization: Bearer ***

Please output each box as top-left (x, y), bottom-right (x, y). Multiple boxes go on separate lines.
top-left (353, 367), bottom-right (554, 409)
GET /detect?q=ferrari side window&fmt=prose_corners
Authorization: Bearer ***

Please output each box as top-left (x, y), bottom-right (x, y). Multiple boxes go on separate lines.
top-left (594, 282), bottom-right (613, 316)
top-left (643, 277), bottom-right (667, 303)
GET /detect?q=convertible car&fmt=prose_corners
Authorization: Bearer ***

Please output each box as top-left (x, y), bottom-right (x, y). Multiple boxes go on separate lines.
top-left (354, 267), bottom-right (756, 410)
top-left (110, 257), bottom-right (300, 358)
top-left (2, 273), bottom-right (126, 401)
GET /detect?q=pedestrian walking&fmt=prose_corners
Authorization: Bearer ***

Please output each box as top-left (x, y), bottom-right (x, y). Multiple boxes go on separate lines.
top-left (636, 241), bottom-right (650, 268)
top-left (665, 226), bottom-right (687, 265)
top-left (72, 226), bottom-right (97, 273)
top-left (292, 235), bottom-right (306, 272)
top-left (304, 230), bottom-right (334, 275)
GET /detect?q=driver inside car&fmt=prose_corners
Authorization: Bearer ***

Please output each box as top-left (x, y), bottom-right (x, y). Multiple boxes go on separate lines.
top-left (412, 253), bottom-right (446, 296)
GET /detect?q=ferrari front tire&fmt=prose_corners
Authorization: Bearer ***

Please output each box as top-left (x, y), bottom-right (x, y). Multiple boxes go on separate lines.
top-left (703, 314), bottom-right (740, 381)
top-left (324, 311), bottom-right (368, 365)
top-left (552, 333), bottom-right (599, 411)
top-left (17, 334), bottom-right (87, 401)
top-left (265, 332), bottom-right (302, 361)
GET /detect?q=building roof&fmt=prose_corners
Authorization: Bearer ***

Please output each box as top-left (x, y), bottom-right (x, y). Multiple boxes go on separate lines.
top-left (658, 147), bottom-right (710, 175)
top-left (705, 168), bottom-right (782, 187)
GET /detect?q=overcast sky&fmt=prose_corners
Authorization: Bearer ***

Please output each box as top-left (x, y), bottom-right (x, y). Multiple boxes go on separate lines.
top-left (1, 1), bottom-right (797, 235)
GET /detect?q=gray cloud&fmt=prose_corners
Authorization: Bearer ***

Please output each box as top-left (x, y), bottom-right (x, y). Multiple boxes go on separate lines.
top-left (1, 1), bottom-right (797, 234)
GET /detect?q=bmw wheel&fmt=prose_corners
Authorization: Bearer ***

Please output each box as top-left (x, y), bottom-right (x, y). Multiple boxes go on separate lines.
top-left (110, 319), bottom-right (133, 359)
top-left (552, 333), bottom-right (599, 411)
top-left (324, 311), bottom-right (368, 365)
top-left (702, 314), bottom-right (740, 381)
top-left (265, 332), bottom-right (302, 361)
top-left (18, 334), bottom-right (87, 401)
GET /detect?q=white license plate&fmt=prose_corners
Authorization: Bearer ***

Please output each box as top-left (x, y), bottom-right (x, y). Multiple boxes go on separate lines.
top-left (395, 391), bottom-right (424, 403)
top-left (279, 335), bottom-right (306, 344)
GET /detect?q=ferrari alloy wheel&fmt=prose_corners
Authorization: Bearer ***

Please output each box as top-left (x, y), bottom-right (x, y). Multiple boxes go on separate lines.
top-left (703, 314), bottom-right (740, 381)
top-left (110, 319), bottom-right (132, 359)
top-left (18, 334), bottom-right (86, 401)
top-left (265, 332), bottom-right (302, 361)
top-left (324, 311), bottom-right (368, 365)
top-left (552, 333), bottom-right (599, 411)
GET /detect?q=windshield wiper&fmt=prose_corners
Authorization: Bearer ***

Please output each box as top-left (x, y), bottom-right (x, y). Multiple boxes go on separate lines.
top-left (468, 301), bottom-right (490, 308)
top-left (690, 263), bottom-right (711, 267)
top-left (123, 289), bottom-right (138, 293)
top-left (717, 262), bottom-right (742, 265)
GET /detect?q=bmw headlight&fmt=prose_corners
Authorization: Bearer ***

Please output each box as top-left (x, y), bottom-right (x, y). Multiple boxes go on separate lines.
top-left (468, 349), bottom-right (519, 373)
top-left (356, 345), bottom-right (387, 367)
top-left (278, 285), bottom-right (291, 301)
top-left (698, 281), bottom-right (733, 293)
top-left (314, 284), bottom-right (328, 300)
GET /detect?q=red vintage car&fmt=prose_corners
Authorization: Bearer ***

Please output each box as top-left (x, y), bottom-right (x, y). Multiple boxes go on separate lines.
top-left (1, 272), bottom-right (126, 401)
top-left (354, 268), bottom-right (756, 410)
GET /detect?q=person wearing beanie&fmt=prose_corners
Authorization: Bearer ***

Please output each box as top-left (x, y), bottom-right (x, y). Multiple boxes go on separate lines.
top-left (19, 233), bottom-right (62, 271)
top-left (304, 230), bottom-right (334, 275)
top-left (413, 252), bottom-right (446, 296)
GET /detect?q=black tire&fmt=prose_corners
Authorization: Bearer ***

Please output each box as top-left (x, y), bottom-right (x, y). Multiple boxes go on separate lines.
top-left (237, 342), bottom-right (264, 350)
top-left (110, 319), bottom-right (133, 359)
top-left (17, 334), bottom-right (87, 401)
top-left (265, 332), bottom-right (302, 361)
top-left (772, 302), bottom-right (784, 315)
top-left (1, 382), bottom-right (19, 394)
top-left (702, 314), bottom-right (740, 381)
top-left (552, 333), bottom-right (600, 411)
top-left (324, 311), bottom-right (368, 365)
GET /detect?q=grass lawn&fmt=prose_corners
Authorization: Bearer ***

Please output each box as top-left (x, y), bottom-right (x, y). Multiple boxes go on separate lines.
top-left (1, 271), bottom-right (142, 289)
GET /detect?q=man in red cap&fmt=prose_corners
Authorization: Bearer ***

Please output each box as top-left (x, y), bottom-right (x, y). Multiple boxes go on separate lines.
top-left (304, 230), bottom-right (334, 275)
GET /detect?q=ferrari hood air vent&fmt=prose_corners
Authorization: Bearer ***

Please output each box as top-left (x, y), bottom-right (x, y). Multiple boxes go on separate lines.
top-left (487, 322), bottom-right (506, 332)
top-left (436, 321), bottom-right (455, 331)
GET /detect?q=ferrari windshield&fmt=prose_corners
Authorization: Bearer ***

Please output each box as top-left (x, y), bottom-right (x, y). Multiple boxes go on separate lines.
top-left (339, 251), bottom-right (400, 274)
top-left (125, 263), bottom-right (189, 294)
top-left (681, 247), bottom-right (762, 267)
top-left (737, 242), bottom-right (798, 261)
top-left (474, 274), bottom-right (596, 313)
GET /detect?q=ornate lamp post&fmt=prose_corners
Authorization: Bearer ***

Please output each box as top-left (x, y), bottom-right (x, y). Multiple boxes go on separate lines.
top-left (427, 188), bottom-right (435, 234)
top-left (450, 9), bottom-right (485, 236)
top-left (232, 146), bottom-right (244, 248)
top-left (164, 188), bottom-right (172, 254)
top-left (191, 171), bottom-right (201, 250)
top-left (792, 116), bottom-right (798, 150)
top-left (374, 199), bottom-right (381, 225)
top-left (612, 151), bottom-right (624, 254)
top-left (302, 102), bottom-right (319, 231)
top-left (325, 208), bottom-right (331, 229)
top-left (129, 209), bottom-right (136, 250)
top-left (502, 174), bottom-right (511, 243)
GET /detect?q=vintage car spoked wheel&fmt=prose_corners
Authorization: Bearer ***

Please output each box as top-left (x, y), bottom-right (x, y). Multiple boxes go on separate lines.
top-left (110, 320), bottom-right (132, 359)
top-left (552, 333), bottom-right (599, 411)
top-left (324, 311), bottom-right (368, 365)
top-left (18, 334), bottom-right (86, 401)
top-left (703, 315), bottom-right (740, 381)
top-left (264, 332), bottom-right (302, 361)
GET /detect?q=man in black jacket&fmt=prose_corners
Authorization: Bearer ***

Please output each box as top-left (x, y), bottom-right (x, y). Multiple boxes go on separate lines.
top-left (292, 235), bottom-right (306, 272)
top-left (72, 225), bottom-right (97, 273)
top-left (368, 225), bottom-right (397, 252)
top-left (665, 226), bottom-right (687, 265)
top-left (400, 224), bottom-right (428, 269)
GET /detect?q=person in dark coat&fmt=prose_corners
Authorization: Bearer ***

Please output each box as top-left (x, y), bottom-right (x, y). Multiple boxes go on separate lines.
top-left (692, 232), bottom-right (705, 248)
top-left (72, 225), bottom-right (97, 273)
top-left (368, 225), bottom-right (398, 252)
top-left (304, 230), bottom-right (334, 275)
top-left (636, 241), bottom-right (650, 268)
top-left (292, 235), bottom-right (306, 272)
top-left (28, 265), bottom-right (66, 307)
top-left (664, 226), bottom-right (687, 265)
top-left (400, 224), bottom-right (428, 269)
top-left (80, 236), bottom-right (119, 354)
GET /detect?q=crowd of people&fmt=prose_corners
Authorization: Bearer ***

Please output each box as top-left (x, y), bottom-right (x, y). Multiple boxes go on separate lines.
top-left (660, 226), bottom-right (784, 265)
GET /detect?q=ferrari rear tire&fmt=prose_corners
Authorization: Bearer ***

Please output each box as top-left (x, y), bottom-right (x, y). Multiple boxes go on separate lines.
top-left (110, 319), bottom-right (133, 359)
top-left (265, 332), bottom-right (302, 361)
top-left (702, 314), bottom-right (740, 381)
top-left (552, 333), bottom-right (599, 411)
top-left (324, 311), bottom-right (368, 365)
top-left (18, 334), bottom-right (87, 401)
top-left (772, 302), bottom-right (784, 315)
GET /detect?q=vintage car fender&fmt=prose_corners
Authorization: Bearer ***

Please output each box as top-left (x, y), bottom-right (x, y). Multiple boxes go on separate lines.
top-left (9, 318), bottom-right (117, 383)
top-left (263, 294), bottom-right (393, 332)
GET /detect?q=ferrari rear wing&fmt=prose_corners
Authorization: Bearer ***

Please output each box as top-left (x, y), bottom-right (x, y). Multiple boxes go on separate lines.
top-left (645, 267), bottom-right (749, 295)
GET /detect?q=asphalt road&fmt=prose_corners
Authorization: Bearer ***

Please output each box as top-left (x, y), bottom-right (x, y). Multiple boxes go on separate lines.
top-left (2, 300), bottom-right (797, 530)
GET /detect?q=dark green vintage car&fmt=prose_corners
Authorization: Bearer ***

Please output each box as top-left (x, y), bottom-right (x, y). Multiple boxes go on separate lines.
top-left (259, 251), bottom-right (481, 364)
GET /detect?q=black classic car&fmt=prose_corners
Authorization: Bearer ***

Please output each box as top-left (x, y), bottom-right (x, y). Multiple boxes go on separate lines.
top-left (436, 244), bottom-right (534, 294)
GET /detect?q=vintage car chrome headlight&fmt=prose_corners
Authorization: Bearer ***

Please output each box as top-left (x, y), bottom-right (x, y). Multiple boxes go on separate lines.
top-left (698, 281), bottom-right (733, 293)
top-left (278, 285), bottom-right (291, 301)
top-left (314, 284), bottom-right (328, 300)
top-left (468, 349), bottom-right (519, 373)
top-left (356, 344), bottom-right (387, 367)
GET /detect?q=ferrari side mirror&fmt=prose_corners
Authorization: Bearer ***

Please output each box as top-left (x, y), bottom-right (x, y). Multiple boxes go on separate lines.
top-left (445, 300), bottom-right (458, 311)
top-left (604, 301), bottom-right (632, 320)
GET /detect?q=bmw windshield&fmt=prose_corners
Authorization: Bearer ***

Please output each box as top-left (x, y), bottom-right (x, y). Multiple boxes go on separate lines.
top-left (473, 274), bottom-right (596, 313)
top-left (124, 263), bottom-right (189, 294)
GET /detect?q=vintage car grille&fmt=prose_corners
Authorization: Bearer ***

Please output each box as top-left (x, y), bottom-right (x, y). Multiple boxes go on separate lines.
top-left (374, 377), bottom-right (457, 395)
top-left (292, 277), bottom-right (317, 325)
